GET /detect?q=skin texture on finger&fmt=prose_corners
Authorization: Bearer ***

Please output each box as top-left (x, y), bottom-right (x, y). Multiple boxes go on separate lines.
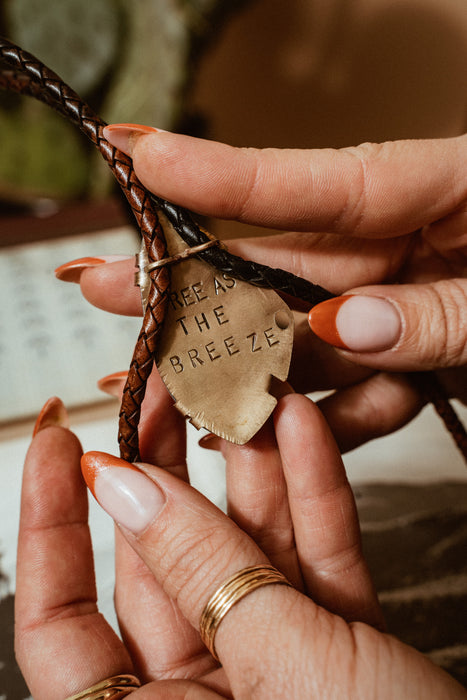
top-left (115, 538), bottom-right (214, 682)
top-left (318, 372), bottom-right (424, 453)
top-left (273, 394), bottom-right (384, 629)
top-left (127, 131), bottom-right (467, 237)
top-left (226, 231), bottom-right (413, 295)
top-left (223, 419), bottom-right (305, 591)
top-left (131, 678), bottom-right (228, 699)
top-left (15, 427), bottom-right (133, 700)
top-left (79, 258), bottom-right (142, 316)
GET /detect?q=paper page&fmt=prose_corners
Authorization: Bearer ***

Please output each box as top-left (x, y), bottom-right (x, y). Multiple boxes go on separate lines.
top-left (0, 226), bottom-right (142, 423)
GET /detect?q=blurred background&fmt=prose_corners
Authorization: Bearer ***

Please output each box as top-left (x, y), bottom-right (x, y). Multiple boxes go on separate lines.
top-left (0, 0), bottom-right (466, 697)
top-left (1, 0), bottom-right (466, 229)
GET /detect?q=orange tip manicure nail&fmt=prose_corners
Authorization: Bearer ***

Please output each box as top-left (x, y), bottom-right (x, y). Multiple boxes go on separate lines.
top-left (33, 397), bottom-right (69, 436)
top-left (81, 451), bottom-right (140, 499)
top-left (198, 432), bottom-right (222, 451)
top-left (54, 256), bottom-right (107, 283)
top-left (97, 371), bottom-right (128, 398)
top-left (308, 296), bottom-right (352, 349)
top-left (103, 124), bottom-right (160, 155)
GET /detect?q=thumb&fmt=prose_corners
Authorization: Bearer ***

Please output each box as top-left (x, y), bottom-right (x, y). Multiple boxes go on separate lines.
top-left (308, 279), bottom-right (467, 371)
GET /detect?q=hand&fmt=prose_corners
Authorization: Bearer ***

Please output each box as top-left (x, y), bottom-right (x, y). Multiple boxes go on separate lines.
top-left (56, 128), bottom-right (466, 451)
top-left (16, 394), bottom-right (466, 699)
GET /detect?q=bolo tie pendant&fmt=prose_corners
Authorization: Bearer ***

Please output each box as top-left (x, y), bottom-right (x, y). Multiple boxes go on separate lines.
top-left (136, 212), bottom-right (294, 444)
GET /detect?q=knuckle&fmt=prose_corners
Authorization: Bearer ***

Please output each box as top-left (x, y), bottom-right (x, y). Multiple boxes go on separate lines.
top-left (157, 522), bottom-right (248, 611)
top-left (316, 541), bottom-right (363, 581)
top-left (336, 141), bottom-right (386, 234)
top-left (235, 147), bottom-right (264, 221)
top-left (412, 280), bottom-right (467, 367)
top-left (352, 378), bottom-right (393, 437)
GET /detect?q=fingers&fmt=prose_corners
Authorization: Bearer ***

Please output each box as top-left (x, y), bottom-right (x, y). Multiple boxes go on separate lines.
top-left (80, 390), bottom-right (383, 666)
top-left (55, 256), bottom-right (142, 316)
top-left (82, 449), bottom-right (305, 682)
top-left (81, 451), bottom-right (270, 630)
top-left (309, 279), bottom-right (467, 371)
top-left (104, 126), bottom-right (467, 237)
top-left (226, 231), bottom-right (412, 295)
top-left (113, 369), bottom-right (201, 680)
top-left (16, 419), bottom-right (132, 700)
top-left (223, 418), bottom-right (305, 590)
top-left (114, 535), bottom-right (207, 681)
top-left (273, 394), bottom-right (384, 629)
top-left (318, 372), bottom-right (424, 453)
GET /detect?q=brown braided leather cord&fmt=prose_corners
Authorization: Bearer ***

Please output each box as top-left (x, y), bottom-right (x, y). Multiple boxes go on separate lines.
top-left (1, 36), bottom-right (466, 464)
top-left (0, 38), bottom-right (169, 461)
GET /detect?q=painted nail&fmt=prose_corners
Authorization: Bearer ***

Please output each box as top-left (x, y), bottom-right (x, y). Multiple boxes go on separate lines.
top-left (97, 371), bottom-right (128, 398)
top-left (198, 433), bottom-right (223, 451)
top-left (33, 397), bottom-right (69, 436)
top-left (308, 295), bottom-right (401, 352)
top-left (81, 451), bottom-right (166, 534)
top-left (54, 255), bottom-right (130, 283)
top-left (103, 123), bottom-right (160, 156)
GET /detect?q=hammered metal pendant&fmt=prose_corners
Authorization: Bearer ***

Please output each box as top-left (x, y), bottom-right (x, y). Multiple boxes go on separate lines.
top-left (150, 215), bottom-right (294, 444)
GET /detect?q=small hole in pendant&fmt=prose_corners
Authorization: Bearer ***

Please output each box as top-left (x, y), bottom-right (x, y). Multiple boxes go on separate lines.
top-left (275, 310), bottom-right (290, 329)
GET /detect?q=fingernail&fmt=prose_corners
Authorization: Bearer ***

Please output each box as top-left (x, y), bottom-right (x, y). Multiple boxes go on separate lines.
top-left (97, 371), bottom-right (128, 398)
top-left (54, 255), bottom-right (130, 283)
top-left (308, 295), bottom-right (401, 352)
top-left (81, 451), bottom-right (166, 534)
top-left (33, 397), bottom-right (69, 436)
top-left (103, 123), bottom-right (161, 156)
top-left (198, 432), bottom-right (223, 451)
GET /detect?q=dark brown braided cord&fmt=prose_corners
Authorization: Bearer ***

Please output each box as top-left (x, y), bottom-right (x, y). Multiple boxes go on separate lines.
top-left (1, 36), bottom-right (466, 464)
top-left (151, 196), bottom-right (335, 306)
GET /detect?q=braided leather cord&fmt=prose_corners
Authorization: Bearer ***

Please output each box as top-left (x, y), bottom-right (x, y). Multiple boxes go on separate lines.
top-left (152, 196), bottom-right (335, 305)
top-left (1, 36), bottom-right (466, 464)
top-left (0, 38), bottom-right (169, 461)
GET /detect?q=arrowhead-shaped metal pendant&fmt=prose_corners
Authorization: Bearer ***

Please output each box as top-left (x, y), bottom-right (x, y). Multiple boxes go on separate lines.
top-left (152, 215), bottom-right (294, 444)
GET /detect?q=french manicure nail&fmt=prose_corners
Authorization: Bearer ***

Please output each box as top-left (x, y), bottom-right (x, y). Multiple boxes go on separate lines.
top-left (103, 123), bottom-right (161, 156)
top-left (81, 452), bottom-right (166, 534)
top-left (33, 397), bottom-right (69, 436)
top-left (308, 295), bottom-right (401, 352)
top-left (198, 433), bottom-right (222, 451)
top-left (97, 371), bottom-right (128, 398)
top-left (54, 255), bottom-right (131, 283)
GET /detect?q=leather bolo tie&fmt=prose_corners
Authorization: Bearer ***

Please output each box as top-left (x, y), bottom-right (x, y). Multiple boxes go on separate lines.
top-left (1, 36), bottom-right (466, 465)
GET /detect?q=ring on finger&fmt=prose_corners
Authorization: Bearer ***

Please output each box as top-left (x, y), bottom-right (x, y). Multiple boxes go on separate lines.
top-left (64, 674), bottom-right (141, 699)
top-left (199, 564), bottom-right (292, 661)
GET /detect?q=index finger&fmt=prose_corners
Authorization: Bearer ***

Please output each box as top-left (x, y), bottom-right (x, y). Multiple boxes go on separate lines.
top-left (16, 409), bottom-right (133, 700)
top-left (104, 127), bottom-right (467, 238)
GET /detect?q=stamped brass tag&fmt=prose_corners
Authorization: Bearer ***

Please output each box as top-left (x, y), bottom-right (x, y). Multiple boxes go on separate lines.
top-left (152, 215), bottom-right (294, 444)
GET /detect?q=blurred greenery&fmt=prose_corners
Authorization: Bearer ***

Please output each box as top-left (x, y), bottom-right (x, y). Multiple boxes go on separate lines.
top-left (0, 0), bottom-right (252, 207)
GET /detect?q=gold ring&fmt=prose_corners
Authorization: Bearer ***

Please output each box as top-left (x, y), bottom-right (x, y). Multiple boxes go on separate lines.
top-left (146, 238), bottom-right (221, 271)
top-left (199, 565), bottom-right (292, 661)
top-left (64, 674), bottom-right (141, 700)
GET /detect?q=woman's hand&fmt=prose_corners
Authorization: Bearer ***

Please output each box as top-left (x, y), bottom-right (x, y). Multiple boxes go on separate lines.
top-left (107, 128), bottom-right (465, 376)
top-left (56, 129), bottom-right (466, 451)
top-left (16, 393), bottom-right (466, 699)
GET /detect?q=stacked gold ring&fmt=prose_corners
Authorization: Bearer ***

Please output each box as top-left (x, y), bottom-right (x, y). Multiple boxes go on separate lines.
top-left (199, 565), bottom-right (292, 661)
top-left (65, 674), bottom-right (141, 700)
